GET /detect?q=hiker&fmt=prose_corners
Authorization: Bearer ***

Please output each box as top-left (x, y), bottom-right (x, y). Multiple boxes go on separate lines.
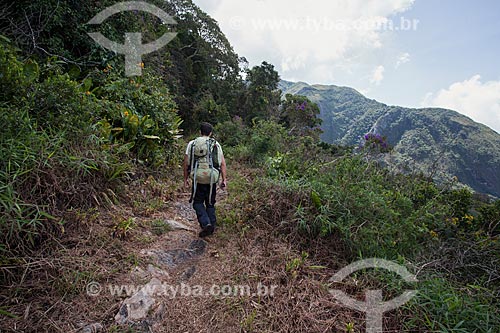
top-left (184, 122), bottom-right (227, 237)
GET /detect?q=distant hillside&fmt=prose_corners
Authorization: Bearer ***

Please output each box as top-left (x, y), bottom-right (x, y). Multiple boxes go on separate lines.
top-left (279, 80), bottom-right (500, 197)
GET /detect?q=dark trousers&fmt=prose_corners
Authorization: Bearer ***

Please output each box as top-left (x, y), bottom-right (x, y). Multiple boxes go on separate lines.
top-left (193, 184), bottom-right (217, 228)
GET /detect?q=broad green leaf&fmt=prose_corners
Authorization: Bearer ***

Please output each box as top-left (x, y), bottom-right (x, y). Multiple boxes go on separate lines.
top-left (82, 78), bottom-right (92, 92)
top-left (68, 65), bottom-right (81, 79)
top-left (23, 60), bottom-right (39, 82)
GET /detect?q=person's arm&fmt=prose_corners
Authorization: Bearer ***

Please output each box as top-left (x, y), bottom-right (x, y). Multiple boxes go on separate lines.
top-left (220, 153), bottom-right (227, 189)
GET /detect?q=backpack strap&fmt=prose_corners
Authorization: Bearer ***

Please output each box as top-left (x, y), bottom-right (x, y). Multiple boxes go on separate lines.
top-left (189, 140), bottom-right (196, 172)
top-left (190, 159), bottom-right (199, 204)
top-left (207, 139), bottom-right (215, 205)
top-left (212, 140), bottom-right (220, 169)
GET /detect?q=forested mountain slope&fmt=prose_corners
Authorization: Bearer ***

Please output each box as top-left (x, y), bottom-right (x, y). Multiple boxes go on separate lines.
top-left (280, 80), bottom-right (500, 197)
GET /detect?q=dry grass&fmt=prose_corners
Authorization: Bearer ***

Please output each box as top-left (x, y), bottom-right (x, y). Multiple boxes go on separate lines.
top-left (0, 174), bottom-right (179, 332)
top-left (0, 167), bottom-right (412, 333)
top-left (158, 225), bottom-right (351, 333)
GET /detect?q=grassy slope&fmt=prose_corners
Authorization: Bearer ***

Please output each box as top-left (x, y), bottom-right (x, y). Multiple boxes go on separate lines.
top-left (0, 159), bottom-right (412, 333)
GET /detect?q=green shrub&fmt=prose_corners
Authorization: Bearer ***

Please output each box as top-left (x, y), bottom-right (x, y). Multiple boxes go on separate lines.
top-left (214, 117), bottom-right (247, 147)
top-left (92, 70), bottom-right (183, 166)
top-left (0, 36), bottom-right (34, 102)
top-left (249, 120), bottom-right (288, 161)
top-left (477, 200), bottom-right (500, 236)
top-left (192, 92), bottom-right (230, 127)
top-left (405, 279), bottom-right (500, 332)
top-left (265, 154), bottom-right (447, 258)
top-left (0, 37), bottom-right (181, 263)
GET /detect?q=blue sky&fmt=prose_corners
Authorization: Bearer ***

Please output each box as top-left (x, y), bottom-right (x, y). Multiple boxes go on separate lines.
top-left (193, 0), bottom-right (500, 132)
top-left (376, 0), bottom-right (500, 104)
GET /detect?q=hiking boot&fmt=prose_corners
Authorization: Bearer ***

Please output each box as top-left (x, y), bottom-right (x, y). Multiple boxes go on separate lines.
top-left (199, 224), bottom-right (213, 238)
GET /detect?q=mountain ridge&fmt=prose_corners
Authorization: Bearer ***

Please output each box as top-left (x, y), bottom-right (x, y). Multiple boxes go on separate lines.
top-left (279, 80), bottom-right (500, 197)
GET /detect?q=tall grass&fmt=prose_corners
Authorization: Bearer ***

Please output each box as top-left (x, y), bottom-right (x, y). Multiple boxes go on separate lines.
top-left (219, 119), bottom-right (500, 332)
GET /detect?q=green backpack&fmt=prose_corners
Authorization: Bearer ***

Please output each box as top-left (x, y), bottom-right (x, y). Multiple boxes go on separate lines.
top-left (189, 137), bottom-right (220, 203)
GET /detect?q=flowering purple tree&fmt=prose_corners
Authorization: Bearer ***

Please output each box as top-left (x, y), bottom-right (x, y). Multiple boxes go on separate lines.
top-left (362, 133), bottom-right (391, 153)
top-left (281, 94), bottom-right (322, 139)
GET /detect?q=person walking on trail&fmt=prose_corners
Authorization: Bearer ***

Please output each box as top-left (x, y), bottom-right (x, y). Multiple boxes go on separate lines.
top-left (184, 122), bottom-right (227, 237)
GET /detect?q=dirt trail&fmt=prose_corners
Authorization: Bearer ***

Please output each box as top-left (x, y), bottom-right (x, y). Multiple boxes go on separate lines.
top-left (110, 191), bottom-right (249, 332)
top-left (106, 188), bottom-right (348, 333)
top-left (1, 182), bottom-right (349, 333)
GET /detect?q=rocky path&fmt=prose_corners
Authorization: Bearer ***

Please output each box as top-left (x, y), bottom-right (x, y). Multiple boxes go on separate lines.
top-left (76, 187), bottom-right (342, 333)
top-left (107, 195), bottom-right (230, 333)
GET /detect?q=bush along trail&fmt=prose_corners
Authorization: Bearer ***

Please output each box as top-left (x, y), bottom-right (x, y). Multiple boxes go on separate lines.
top-left (1, 1), bottom-right (499, 331)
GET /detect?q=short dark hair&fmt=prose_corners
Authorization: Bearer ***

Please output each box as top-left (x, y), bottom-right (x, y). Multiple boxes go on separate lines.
top-left (200, 122), bottom-right (213, 136)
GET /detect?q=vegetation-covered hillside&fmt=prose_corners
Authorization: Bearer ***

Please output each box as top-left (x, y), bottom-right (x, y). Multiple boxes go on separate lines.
top-left (280, 80), bottom-right (500, 197)
top-left (1, 1), bottom-right (499, 332)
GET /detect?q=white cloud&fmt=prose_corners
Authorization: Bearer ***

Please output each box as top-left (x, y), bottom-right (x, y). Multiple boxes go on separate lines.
top-left (370, 65), bottom-right (385, 85)
top-left (281, 53), bottom-right (308, 73)
top-left (193, 0), bottom-right (415, 84)
top-left (395, 52), bottom-right (410, 68)
top-left (422, 75), bottom-right (500, 133)
top-left (194, 0), bottom-right (222, 13)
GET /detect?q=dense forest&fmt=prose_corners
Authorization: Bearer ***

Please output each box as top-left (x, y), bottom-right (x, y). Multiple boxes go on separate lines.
top-left (0, 1), bottom-right (499, 332)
